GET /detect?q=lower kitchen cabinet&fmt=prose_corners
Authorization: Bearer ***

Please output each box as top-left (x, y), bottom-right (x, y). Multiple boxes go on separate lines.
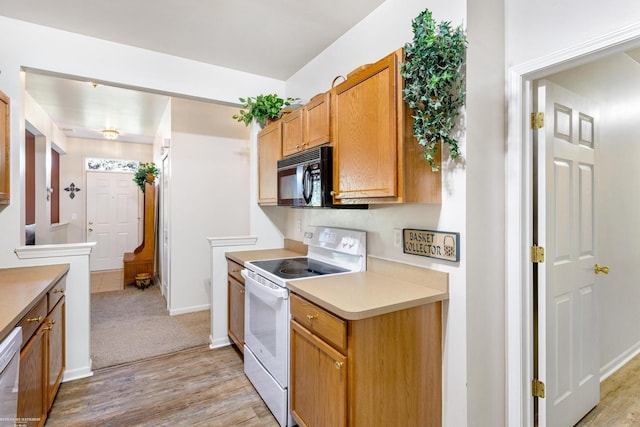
top-left (291, 320), bottom-right (347, 427)
top-left (227, 258), bottom-right (245, 353)
top-left (17, 282), bottom-right (66, 426)
top-left (46, 297), bottom-right (65, 411)
top-left (290, 293), bottom-right (442, 427)
top-left (17, 323), bottom-right (46, 426)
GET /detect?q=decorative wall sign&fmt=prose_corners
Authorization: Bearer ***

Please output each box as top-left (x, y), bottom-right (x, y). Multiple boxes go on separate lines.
top-left (403, 228), bottom-right (460, 262)
top-left (64, 182), bottom-right (81, 199)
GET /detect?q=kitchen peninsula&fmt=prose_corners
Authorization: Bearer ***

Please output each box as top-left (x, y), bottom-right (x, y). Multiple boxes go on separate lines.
top-left (0, 264), bottom-right (69, 427)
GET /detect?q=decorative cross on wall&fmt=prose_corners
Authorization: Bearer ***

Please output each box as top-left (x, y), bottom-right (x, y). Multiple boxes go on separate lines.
top-left (64, 183), bottom-right (81, 199)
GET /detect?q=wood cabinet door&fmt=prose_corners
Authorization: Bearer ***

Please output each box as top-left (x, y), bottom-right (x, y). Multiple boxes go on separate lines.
top-left (18, 326), bottom-right (47, 427)
top-left (0, 90), bottom-right (9, 205)
top-left (227, 276), bottom-right (245, 352)
top-left (290, 320), bottom-right (347, 427)
top-left (46, 298), bottom-right (65, 411)
top-left (282, 109), bottom-right (304, 157)
top-left (257, 121), bottom-right (282, 204)
top-left (305, 92), bottom-right (330, 150)
top-left (331, 51), bottom-right (399, 201)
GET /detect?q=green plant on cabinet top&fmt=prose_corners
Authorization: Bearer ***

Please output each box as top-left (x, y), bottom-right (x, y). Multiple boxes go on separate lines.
top-left (233, 94), bottom-right (299, 128)
top-left (133, 162), bottom-right (158, 193)
top-left (401, 8), bottom-right (467, 172)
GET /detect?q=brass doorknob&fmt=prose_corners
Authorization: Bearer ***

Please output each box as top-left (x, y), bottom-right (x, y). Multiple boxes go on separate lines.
top-left (594, 264), bottom-right (610, 275)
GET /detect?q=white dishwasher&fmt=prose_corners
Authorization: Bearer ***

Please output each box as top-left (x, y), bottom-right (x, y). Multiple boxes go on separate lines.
top-left (0, 327), bottom-right (22, 426)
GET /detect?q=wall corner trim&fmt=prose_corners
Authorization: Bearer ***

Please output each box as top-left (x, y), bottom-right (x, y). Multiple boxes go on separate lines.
top-left (15, 242), bottom-right (96, 259)
top-left (207, 236), bottom-right (257, 247)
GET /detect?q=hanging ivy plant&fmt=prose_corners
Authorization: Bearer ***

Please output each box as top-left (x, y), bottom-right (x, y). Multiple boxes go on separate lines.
top-left (400, 9), bottom-right (467, 172)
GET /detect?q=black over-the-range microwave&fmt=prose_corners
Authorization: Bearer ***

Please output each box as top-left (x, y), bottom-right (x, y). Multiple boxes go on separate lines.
top-left (277, 146), bottom-right (333, 207)
top-left (276, 146), bottom-right (368, 209)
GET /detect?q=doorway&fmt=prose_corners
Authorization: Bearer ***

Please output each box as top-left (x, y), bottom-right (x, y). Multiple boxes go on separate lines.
top-left (86, 171), bottom-right (140, 272)
top-left (506, 27), bottom-right (640, 427)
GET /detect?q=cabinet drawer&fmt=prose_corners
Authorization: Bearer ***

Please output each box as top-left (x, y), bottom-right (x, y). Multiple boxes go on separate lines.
top-left (48, 277), bottom-right (66, 312)
top-left (17, 297), bottom-right (47, 345)
top-left (227, 259), bottom-right (244, 284)
top-left (290, 294), bottom-right (346, 353)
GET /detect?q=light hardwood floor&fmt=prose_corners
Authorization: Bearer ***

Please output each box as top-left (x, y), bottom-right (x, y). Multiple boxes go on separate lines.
top-left (46, 345), bottom-right (278, 426)
top-left (575, 353), bottom-right (640, 426)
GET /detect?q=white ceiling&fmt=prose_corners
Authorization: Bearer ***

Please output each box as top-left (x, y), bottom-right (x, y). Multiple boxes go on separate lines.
top-left (4, 0), bottom-right (386, 143)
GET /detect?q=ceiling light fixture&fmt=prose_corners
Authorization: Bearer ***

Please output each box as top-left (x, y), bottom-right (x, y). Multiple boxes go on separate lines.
top-left (102, 129), bottom-right (119, 140)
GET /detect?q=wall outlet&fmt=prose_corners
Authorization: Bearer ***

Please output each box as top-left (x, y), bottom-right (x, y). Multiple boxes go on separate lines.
top-left (394, 229), bottom-right (402, 247)
top-left (296, 219), bottom-right (302, 232)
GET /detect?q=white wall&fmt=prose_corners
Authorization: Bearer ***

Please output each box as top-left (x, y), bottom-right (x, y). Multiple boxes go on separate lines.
top-left (283, 0), bottom-right (505, 426)
top-left (25, 92), bottom-right (69, 244)
top-left (506, 0), bottom-right (640, 68)
top-left (167, 130), bottom-right (250, 314)
top-left (546, 52), bottom-right (640, 375)
top-left (0, 15), bottom-right (284, 267)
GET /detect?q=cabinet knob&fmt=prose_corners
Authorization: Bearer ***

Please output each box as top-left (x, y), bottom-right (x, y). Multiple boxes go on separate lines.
top-left (53, 288), bottom-right (65, 294)
top-left (27, 316), bottom-right (43, 323)
top-left (306, 314), bottom-right (317, 321)
top-left (334, 361), bottom-right (344, 369)
top-left (43, 325), bottom-right (53, 331)
top-left (240, 290), bottom-right (245, 295)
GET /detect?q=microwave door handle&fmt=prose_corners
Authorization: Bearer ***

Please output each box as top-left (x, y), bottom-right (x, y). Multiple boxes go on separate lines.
top-left (302, 166), bottom-right (313, 204)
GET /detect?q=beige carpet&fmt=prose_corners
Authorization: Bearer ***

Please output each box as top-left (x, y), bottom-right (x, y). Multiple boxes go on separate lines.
top-left (91, 285), bottom-right (210, 369)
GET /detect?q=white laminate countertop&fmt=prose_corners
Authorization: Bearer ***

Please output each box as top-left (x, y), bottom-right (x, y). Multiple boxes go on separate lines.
top-left (0, 264), bottom-right (70, 342)
top-left (287, 268), bottom-right (448, 321)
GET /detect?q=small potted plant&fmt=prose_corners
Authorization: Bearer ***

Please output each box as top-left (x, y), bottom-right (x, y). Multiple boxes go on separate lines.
top-left (233, 94), bottom-right (298, 128)
top-left (133, 162), bottom-right (159, 193)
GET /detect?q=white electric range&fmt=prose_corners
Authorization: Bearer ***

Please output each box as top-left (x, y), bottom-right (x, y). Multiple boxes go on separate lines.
top-left (241, 226), bottom-right (366, 427)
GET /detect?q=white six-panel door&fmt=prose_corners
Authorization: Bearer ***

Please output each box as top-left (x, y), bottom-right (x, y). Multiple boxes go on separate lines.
top-left (535, 80), bottom-right (600, 427)
top-left (86, 171), bottom-right (140, 271)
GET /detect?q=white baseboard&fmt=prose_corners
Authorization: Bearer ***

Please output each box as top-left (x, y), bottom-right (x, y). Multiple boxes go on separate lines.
top-left (62, 366), bottom-right (93, 382)
top-left (210, 335), bottom-right (231, 349)
top-left (169, 303), bottom-right (210, 316)
top-left (600, 340), bottom-right (640, 381)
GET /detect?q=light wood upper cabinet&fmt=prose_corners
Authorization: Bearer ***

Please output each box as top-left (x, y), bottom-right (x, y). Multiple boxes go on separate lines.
top-left (282, 92), bottom-right (331, 157)
top-left (331, 48), bottom-right (441, 205)
top-left (0, 90), bottom-right (9, 205)
top-left (257, 121), bottom-right (282, 205)
top-left (282, 109), bottom-right (304, 156)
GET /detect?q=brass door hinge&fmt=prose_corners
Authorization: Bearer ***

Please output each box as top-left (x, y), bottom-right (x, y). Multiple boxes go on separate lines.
top-left (531, 112), bottom-right (545, 129)
top-left (532, 379), bottom-right (545, 398)
top-left (531, 245), bottom-right (545, 263)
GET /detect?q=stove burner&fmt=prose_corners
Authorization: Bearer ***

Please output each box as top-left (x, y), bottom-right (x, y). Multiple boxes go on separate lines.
top-left (249, 257), bottom-right (349, 280)
top-left (280, 268), bottom-right (312, 275)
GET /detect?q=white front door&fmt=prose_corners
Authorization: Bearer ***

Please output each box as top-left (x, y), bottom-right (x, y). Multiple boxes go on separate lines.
top-left (534, 80), bottom-right (600, 426)
top-left (87, 171), bottom-right (140, 271)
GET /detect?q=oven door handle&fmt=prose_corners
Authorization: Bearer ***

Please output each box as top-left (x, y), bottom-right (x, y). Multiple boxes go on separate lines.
top-left (241, 270), bottom-right (289, 299)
